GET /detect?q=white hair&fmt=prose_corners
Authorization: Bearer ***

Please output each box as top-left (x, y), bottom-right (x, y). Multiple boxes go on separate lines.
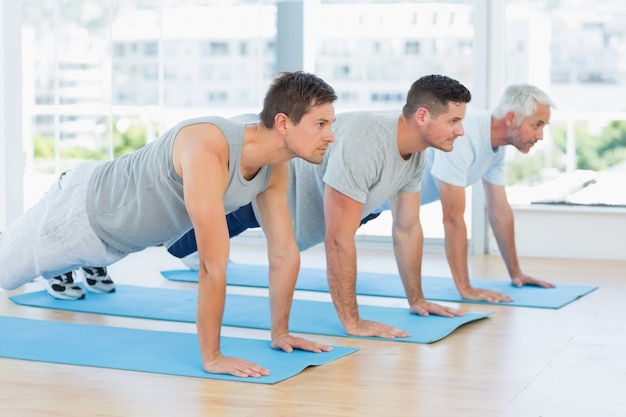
top-left (492, 84), bottom-right (556, 124)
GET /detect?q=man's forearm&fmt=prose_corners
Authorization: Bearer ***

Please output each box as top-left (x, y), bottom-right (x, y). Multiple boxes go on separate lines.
top-left (267, 252), bottom-right (299, 339)
top-left (392, 226), bottom-right (425, 304)
top-left (325, 237), bottom-right (360, 329)
top-left (489, 208), bottom-right (521, 278)
top-left (443, 220), bottom-right (472, 293)
top-left (196, 269), bottom-right (227, 366)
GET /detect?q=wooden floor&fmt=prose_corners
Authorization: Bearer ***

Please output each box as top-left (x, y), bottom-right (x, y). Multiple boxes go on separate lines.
top-left (1, 240), bottom-right (625, 417)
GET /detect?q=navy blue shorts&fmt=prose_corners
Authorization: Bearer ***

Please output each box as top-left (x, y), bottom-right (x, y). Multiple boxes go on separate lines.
top-left (167, 203), bottom-right (260, 258)
top-left (167, 203), bottom-right (380, 258)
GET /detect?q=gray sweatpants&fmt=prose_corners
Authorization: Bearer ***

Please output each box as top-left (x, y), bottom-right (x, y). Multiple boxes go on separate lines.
top-left (0, 162), bottom-right (126, 290)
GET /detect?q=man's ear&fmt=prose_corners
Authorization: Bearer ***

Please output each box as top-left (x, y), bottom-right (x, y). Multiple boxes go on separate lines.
top-left (414, 107), bottom-right (429, 126)
top-left (504, 111), bottom-right (517, 127)
top-left (274, 113), bottom-right (289, 134)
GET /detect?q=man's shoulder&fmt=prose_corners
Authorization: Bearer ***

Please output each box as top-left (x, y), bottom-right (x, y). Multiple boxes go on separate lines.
top-left (457, 110), bottom-right (492, 147)
top-left (229, 113), bottom-right (259, 124)
top-left (463, 109), bottom-right (491, 130)
top-left (336, 110), bottom-right (396, 124)
top-left (333, 111), bottom-right (396, 141)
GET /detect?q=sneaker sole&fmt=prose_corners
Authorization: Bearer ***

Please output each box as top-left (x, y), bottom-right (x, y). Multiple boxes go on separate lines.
top-left (40, 278), bottom-right (86, 301)
top-left (83, 283), bottom-right (116, 294)
top-left (80, 270), bottom-right (116, 294)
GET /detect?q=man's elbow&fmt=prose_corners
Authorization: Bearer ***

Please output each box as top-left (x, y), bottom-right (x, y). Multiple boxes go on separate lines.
top-left (441, 211), bottom-right (465, 229)
top-left (269, 242), bottom-right (300, 265)
top-left (324, 232), bottom-right (353, 253)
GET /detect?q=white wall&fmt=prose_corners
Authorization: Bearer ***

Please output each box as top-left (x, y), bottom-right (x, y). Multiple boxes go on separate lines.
top-left (513, 205), bottom-right (626, 261)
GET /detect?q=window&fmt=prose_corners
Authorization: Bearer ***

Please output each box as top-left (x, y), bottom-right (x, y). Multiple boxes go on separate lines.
top-left (504, 0), bottom-right (626, 208)
top-left (207, 91), bottom-right (228, 104)
top-left (144, 41), bottom-right (158, 56)
top-left (16, 0), bottom-right (477, 241)
top-left (202, 41), bottom-right (229, 57)
top-left (405, 41), bottom-right (420, 55)
top-left (8, 0), bottom-right (626, 258)
top-left (19, 0), bottom-right (277, 210)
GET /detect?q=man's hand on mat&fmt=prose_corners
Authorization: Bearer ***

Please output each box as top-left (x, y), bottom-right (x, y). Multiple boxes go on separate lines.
top-left (460, 287), bottom-right (513, 303)
top-left (204, 354), bottom-right (270, 378)
top-left (345, 319), bottom-right (410, 339)
top-left (410, 300), bottom-right (465, 318)
top-left (271, 333), bottom-right (333, 353)
top-left (510, 272), bottom-right (556, 289)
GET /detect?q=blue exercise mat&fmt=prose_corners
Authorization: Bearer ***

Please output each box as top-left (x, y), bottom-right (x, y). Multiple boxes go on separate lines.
top-left (10, 285), bottom-right (492, 344)
top-left (0, 315), bottom-right (357, 384)
top-left (161, 262), bottom-right (598, 309)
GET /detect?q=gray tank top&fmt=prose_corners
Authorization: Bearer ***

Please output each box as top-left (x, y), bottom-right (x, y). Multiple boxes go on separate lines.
top-left (86, 116), bottom-right (272, 253)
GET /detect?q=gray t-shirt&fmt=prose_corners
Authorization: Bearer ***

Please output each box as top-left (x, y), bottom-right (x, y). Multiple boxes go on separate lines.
top-left (86, 116), bottom-right (272, 253)
top-left (255, 110), bottom-right (426, 251)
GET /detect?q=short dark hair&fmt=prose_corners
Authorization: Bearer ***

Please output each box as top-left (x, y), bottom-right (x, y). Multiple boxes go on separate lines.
top-left (402, 74), bottom-right (472, 118)
top-left (259, 71), bottom-right (337, 128)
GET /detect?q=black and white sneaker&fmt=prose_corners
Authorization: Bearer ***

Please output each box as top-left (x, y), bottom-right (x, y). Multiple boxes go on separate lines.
top-left (41, 271), bottom-right (86, 300)
top-left (81, 267), bottom-right (116, 294)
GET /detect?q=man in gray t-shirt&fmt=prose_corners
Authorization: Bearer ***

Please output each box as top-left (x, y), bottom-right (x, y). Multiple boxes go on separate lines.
top-left (370, 85), bottom-right (557, 303)
top-left (169, 74), bottom-right (472, 339)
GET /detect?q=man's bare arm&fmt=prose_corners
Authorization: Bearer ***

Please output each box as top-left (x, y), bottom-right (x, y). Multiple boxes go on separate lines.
top-left (256, 162), bottom-right (331, 353)
top-left (483, 180), bottom-right (555, 289)
top-left (439, 180), bottom-right (513, 302)
top-left (324, 185), bottom-right (409, 338)
top-left (177, 123), bottom-right (269, 377)
top-left (391, 191), bottom-right (464, 317)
